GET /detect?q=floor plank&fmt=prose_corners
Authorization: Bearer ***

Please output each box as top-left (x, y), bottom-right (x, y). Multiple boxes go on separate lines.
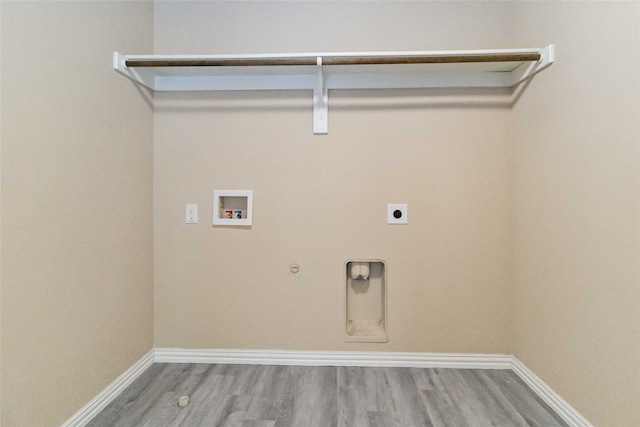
top-left (87, 363), bottom-right (567, 427)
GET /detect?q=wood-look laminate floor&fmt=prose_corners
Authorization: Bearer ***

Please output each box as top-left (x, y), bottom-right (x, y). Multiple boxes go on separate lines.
top-left (88, 363), bottom-right (568, 427)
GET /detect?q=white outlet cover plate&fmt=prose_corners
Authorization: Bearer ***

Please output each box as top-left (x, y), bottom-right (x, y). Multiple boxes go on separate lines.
top-left (186, 204), bottom-right (198, 223)
top-left (387, 204), bottom-right (408, 224)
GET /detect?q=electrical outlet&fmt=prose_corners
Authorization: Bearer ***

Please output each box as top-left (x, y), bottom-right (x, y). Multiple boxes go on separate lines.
top-left (186, 204), bottom-right (198, 223)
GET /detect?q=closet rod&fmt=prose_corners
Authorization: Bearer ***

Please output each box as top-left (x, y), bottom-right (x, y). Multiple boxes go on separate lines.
top-left (125, 53), bottom-right (541, 68)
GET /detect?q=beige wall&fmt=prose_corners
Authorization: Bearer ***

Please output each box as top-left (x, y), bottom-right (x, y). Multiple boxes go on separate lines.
top-left (511, 2), bottom-right (640, 426)
top-left (0, 3), bottom-right (3, 420)
top-left (0, 1), bottom-right (154, 425)
top-left (153, 1), bottom-right (514, 353)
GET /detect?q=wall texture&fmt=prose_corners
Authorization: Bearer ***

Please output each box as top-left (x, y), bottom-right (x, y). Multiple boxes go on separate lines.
top-left (0, 1), bottom-right (154, 425)
top-left (153, 1), bottom-right (514, 353)
top-left (512, 2), bottom-right (640, 426)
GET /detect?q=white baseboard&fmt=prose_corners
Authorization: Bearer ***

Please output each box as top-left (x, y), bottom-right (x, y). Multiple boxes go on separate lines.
top-left (510, 357), bottom-right (593, 427)
top-left (154, 348), bottom-right (513, 369)
top-left (63, 348), bottom-right (591, 427)
top-left (61, 349), bottom-right (154, 427)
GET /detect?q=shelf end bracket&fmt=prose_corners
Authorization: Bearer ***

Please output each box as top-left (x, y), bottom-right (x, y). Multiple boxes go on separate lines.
top-left (113, 52), bottom-right (156, 91)
top-left (510, 44), bottom-right (555, 87)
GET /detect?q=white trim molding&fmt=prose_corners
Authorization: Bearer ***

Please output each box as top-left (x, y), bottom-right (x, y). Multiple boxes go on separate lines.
top-left (61, 349), bottom-right (154, 427)
top-left (511, 357), bottom-right (594, 427)
top-left (63, 348), bottom-right (592, 427)
top-left (154, 348), bottom-right (513, 369)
